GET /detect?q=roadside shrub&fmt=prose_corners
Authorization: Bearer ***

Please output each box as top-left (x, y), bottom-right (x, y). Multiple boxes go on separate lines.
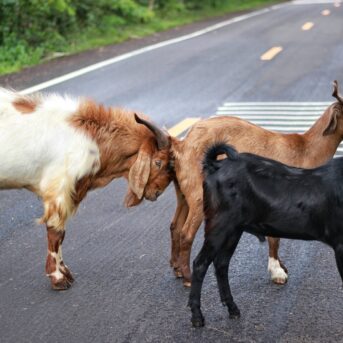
top-left (0, 35), bottom-right (43, 74)
top-left (0, 0), bottom-right (76, 45)
top-left (0, 0), bottom-right (275, 75)
top-left (109, 0), bottom-right (154, 23)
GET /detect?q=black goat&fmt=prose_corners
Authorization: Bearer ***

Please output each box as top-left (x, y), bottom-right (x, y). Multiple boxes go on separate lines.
top-left (189, 143), bottom-right (343, 327)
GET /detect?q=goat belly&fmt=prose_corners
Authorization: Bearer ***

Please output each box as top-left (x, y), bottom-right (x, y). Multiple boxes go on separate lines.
top-left (245, 223), bottom-right (318, 241)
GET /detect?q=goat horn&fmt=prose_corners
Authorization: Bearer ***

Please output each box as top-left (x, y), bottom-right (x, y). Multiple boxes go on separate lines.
top-left (332, 80), bottom-right (343, 104)
top-left (134, 113), bottom-right (170, 150)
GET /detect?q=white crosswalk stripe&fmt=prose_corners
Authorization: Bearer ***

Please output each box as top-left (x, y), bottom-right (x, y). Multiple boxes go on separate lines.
top-left (292, 0), bottom-right (340, 4)
top-left (215, 102), bottom-right (343, 157)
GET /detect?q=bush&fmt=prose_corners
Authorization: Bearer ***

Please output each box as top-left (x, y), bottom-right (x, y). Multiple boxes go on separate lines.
top-left (0, 0), bottom-right (276, 74)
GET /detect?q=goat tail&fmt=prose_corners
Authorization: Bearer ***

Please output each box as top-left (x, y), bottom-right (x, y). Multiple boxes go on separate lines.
top-left (203, 143), bottom-right (238, 176)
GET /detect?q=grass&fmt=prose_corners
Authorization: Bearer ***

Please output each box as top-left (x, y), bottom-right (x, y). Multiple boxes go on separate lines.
top-left (0, 0), bottom-right (283, 76)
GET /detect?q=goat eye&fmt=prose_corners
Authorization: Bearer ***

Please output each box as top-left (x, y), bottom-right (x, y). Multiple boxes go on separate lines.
top-left (155, 160), bottom-right (162, 168)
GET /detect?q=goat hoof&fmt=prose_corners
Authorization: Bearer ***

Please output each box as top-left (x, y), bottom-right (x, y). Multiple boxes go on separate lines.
top-left (272, 272), bottom-right (288, 285)
top-left (192, 315), bottom-right (205, 328)
top-left (174, 268), bottom-right (183, 278)
top-left (60, 265), bottom-right (74, 284)
top-left (272, 276), bottom-right (288, 285)
top-left (279, 261), bottom-right (288, 274)
top-left (183, 280), bottom-right (192, 288)
top-left (229, 312), bottom-right (241, 319)
top-left (51, 278), bottom-right (72, 291)
top-left (229, 306), bottom-right (241, 319)
top-left (66, 273), bottom-right (75, 284)
top-left (270, 263), bottom-right (288, 285)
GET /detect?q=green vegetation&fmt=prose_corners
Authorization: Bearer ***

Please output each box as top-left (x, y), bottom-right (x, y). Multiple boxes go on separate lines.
top-left (0, 0), bottom-right (280, 75)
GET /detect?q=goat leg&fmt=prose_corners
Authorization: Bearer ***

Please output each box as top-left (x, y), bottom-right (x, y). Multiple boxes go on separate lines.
top-left (169, 183), bottom-right (189, 277)
top-left (189, 301), bottom-right (205, 328)
top-left (334, 244), bottom-right (343, 285)
top-left (46, 227), bottom-right (73, 290)
top-left (179, 203), bottom-right (203, 287)
top-left (189, 246), bottom-right (213, 327)
top-left (189, 221), bottom-right (234, 327)
top-left (213, 232), bottom-right (242, 319)
top-left (267, 237), bottom-right (288, 284)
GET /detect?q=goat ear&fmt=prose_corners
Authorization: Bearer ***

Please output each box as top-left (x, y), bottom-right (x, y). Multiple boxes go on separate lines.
top-left (323, 108), bottom-right (338, 136)
top-left (128, 149), bottom-right (151, 199)
top-left (124, 187), bottom-right (143, 207)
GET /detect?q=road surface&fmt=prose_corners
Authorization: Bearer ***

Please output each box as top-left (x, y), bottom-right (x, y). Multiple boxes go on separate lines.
top-left (1, 1), bottom-right (343, 342)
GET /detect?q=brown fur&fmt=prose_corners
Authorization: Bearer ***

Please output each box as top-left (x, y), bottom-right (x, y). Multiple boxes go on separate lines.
top-left (12, 97), bottom-right (38, 114)
top-left (69, 100), bottom-right (172, 204)
top-left (169, 100), bottom-right (343, 286)
top-left (45, 254), bottom-right (57, 275)
top-left (47, 228), bottom-right (62, 251)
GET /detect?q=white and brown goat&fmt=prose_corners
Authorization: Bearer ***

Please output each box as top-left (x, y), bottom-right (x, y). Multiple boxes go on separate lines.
top-left (0, 88), bottom-right (172, 290)
top-left (169, 80), bottom-right (343, 287)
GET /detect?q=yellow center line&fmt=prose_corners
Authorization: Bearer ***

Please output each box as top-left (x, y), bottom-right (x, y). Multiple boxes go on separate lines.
top-left (302, 22), bottom-right (314, 31)
top-left (321, 9), bottom-right (331, 16)
top-left (260, 46), bottom-right (283, 61)
top-left (167, 117), bottom-right (200, 137)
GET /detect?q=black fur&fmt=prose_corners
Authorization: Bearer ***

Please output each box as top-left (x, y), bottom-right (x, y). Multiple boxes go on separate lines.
top-left (202, 143), bottom-right (238, 176)
top-left (189, 143), bottom-right (343, 327)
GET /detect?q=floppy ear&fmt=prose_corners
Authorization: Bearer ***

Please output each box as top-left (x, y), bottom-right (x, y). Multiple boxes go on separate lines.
top-left (128, 149), bottom-right (151, 199)
top-left (124, 187), bottom-right (143, 207)
top-left (323, 108), bottom-right (338, 136)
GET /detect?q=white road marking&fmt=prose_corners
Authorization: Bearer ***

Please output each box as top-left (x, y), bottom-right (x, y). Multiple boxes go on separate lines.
top-left (215, 102), bottom-right (343, 156)
top-left (215, 115), bottom-right (323, 120)
top-left (19, 5), bottom-right (289, 95)
top-left (222, 102), bottom-right (331, 105)
top-left (216, 110), bottom-right (326, 115)
top-left (293, 0), bottom-right (339, 4)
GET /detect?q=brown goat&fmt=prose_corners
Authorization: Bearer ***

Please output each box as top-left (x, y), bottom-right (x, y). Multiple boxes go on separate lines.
top-left (169, 80), bottom-right (343, 287)
top-left (0, 89), bottom-right (172, 290)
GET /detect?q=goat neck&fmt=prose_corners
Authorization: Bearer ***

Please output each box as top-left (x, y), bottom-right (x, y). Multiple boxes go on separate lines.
top-left (70, 101), bottom-right (154, 183)
top-left (302, 104), bottom-right (343, 167)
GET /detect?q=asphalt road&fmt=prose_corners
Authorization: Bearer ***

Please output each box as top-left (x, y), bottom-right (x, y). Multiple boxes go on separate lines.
top-left (1, 1), bottom-right (343, 342)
